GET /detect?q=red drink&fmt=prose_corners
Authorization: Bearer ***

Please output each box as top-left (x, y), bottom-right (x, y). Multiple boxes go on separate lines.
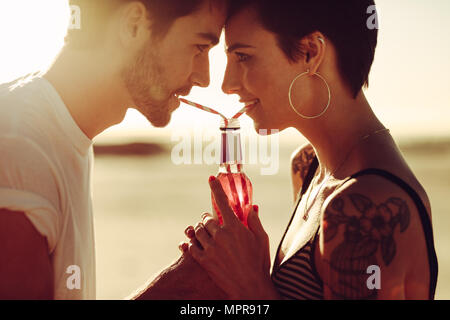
top-left (214, 172), bottom-right (253, 226)
top-left (212, 119), bottom-right (253, 226)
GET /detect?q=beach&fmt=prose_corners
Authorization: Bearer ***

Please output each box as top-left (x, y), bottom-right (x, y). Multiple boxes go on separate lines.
top-left (92, 134), bottom-right (450, 299)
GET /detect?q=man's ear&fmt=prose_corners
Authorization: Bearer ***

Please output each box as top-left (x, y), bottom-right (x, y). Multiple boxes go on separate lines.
top-left (118, 1), bottom-right (151, 49)
top-left (299, 31), bottom-right (326, 75)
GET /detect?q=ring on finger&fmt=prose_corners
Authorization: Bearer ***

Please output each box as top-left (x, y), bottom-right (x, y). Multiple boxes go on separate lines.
top-left (194, 222), bottom-right (214, 249)
top-left (202, 216), bottom-right (220, 238)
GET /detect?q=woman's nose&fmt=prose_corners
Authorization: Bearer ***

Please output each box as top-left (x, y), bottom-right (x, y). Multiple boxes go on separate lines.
top-left (222, 64), bottom-right (241, 94)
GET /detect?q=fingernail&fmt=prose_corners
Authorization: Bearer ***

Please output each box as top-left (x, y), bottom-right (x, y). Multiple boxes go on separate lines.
top-left (253, 205), bottom-right (259, 213)
top-left (179, 242), bottom-right (188, 252)
top-left (195, 222), bottom-right (204, 230)
top-left (185, 226), bottom-right (194, 236)
top-left (209, 176), bottom-right (216, 183)
top-left (201, 212), bottom-right (209, 219)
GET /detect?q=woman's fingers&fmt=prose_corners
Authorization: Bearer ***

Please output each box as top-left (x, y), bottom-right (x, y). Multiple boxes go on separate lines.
top-left (184, 226), bottom-right (195, 239)
top-left (209, 176), bottom-right (239, 227)
top-left (184, 224), bottom-right (204, 250)
top-left (202, 213), bottom-right (220, 239)
top-left (183, 213), bottom-right (221, 257)
top-left (247, 205), bottom-right (268, 242)
top-left (194, 222), bottom-right (214, 250)
top-left (178, 241), bottom-right (189, 253)
top-left (188, 240), bottom-right (204, 262)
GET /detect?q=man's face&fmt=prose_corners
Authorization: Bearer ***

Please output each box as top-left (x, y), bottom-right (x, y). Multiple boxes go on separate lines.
top-left (122, 1), bottom-right (226, 127)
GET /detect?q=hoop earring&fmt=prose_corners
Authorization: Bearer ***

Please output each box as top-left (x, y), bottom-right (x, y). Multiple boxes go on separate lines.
top-left (288, 69), bottom-right (331, 120)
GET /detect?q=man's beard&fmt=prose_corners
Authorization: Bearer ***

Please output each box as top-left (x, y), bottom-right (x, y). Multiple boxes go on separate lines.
top-left (122, 43), bottom-right (175, 128)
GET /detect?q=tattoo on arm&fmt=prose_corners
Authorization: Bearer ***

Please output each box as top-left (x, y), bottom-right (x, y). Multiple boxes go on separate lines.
top-left (323, 193), bottom-right (411, 299)
top-left (292, 147), bottom-right (315, 183)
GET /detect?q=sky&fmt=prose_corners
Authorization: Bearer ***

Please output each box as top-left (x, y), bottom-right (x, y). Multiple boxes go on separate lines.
top-left (0, 0), bottom-right (449, 142)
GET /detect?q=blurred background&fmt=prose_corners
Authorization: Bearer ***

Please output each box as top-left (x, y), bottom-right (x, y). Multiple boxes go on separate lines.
top-left (0, 0), bottom-right (449, 299)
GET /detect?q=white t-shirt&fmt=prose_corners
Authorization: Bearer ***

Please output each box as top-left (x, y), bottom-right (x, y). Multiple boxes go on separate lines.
top-left (0, 76), bottom-right (96, 299)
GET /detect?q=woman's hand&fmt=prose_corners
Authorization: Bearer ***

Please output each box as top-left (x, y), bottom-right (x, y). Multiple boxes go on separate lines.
top-left (179, 176), bottom-right (279, 299)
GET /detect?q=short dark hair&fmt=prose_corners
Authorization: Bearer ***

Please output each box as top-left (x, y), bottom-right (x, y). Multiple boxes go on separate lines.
top-left (66, 0), bottom-right (221, 49)
top-left (228, 0), bottom-right (378, 98)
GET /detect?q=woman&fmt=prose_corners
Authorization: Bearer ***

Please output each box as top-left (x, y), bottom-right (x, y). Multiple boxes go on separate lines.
top-left (180, 0), bottom-right (438, 299)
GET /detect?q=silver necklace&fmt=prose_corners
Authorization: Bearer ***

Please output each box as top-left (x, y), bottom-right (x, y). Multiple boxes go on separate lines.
top-left (302, 128), bottom-right (390, 221)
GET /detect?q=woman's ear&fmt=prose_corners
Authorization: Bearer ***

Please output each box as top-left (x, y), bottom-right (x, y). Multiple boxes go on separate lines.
top-left (300, 31), bottom-right (326, 75)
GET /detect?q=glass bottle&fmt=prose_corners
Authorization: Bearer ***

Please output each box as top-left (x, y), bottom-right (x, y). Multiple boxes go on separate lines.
top-left (212, 118), bottom-right (253, 227)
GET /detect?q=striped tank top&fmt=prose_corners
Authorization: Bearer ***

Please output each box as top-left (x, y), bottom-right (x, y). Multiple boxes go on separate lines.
top-left (271, 156), bottom-right (439, 300)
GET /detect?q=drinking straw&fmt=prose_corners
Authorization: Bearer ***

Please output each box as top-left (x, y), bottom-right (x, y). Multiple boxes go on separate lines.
top-left (179, 98), bottom-right (257, 127)
top-left (179, 98), bottom-right (255, 217)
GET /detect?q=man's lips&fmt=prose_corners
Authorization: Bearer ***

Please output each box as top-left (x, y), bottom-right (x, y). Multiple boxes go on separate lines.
top-left (174, 88), bottom-right (192, 97)
top-left (168, 95), bottom-right (181, 112)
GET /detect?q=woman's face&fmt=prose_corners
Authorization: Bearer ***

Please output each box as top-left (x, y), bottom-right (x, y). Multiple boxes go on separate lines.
top-left (223, 7), bottom-right (307, 132)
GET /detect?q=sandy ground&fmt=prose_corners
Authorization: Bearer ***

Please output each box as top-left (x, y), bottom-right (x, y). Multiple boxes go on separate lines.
top-left (91, 137), bottom-right (450, 300)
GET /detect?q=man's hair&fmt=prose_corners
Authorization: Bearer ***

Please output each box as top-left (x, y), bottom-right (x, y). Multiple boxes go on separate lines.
top-left (228, 0), bottom-right (378, 98)
top-left (66, 0), bottom-right (222, 49)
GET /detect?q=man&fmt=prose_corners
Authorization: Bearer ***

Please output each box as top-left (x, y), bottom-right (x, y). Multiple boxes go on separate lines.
top-left (0, 0), bottom-right (227, 299)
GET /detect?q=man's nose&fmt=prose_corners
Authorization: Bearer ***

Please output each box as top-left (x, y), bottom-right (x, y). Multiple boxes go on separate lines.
top-left (191, 56), bottom-right (211, 88)
top-left (222, 63), bottom-right (241, 95)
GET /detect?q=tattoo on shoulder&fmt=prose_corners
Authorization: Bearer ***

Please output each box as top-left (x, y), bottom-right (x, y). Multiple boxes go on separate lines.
top-left (322, 193), bottom-right (411, 299)
top-left (292, 146), bottom-right (315, 182)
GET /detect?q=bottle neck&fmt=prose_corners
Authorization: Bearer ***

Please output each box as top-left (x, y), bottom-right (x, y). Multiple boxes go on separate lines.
top-left (220, 127), bottom-right (243, 171)
top-left (219, 163), bottom-right (243, 173)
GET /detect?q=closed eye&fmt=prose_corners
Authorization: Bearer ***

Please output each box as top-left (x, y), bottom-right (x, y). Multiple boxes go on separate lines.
top-left (235, 52), bottom-right (251, 62)
top-left (196, 44), bottom-right (210, 53)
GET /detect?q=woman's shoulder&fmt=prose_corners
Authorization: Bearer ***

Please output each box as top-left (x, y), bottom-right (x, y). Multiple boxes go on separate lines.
top-left (324, 163), bottom-right (433, 238)
top-left (337, 156), bottom-right (432, 219)
top-left (317, 167), bottom-right (434, 299)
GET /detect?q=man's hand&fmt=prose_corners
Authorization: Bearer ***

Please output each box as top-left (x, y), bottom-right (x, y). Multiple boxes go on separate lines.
top-left (132, 253), bottom-right (227, 300)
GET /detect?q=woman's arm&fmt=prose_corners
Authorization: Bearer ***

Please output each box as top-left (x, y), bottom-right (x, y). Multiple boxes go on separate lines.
top-left (316, 175), bottom-right (429, 299)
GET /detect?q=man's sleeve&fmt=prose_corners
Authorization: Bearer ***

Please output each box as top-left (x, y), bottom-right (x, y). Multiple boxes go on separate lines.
top-left (0, 135), bottom-right (61, 253)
